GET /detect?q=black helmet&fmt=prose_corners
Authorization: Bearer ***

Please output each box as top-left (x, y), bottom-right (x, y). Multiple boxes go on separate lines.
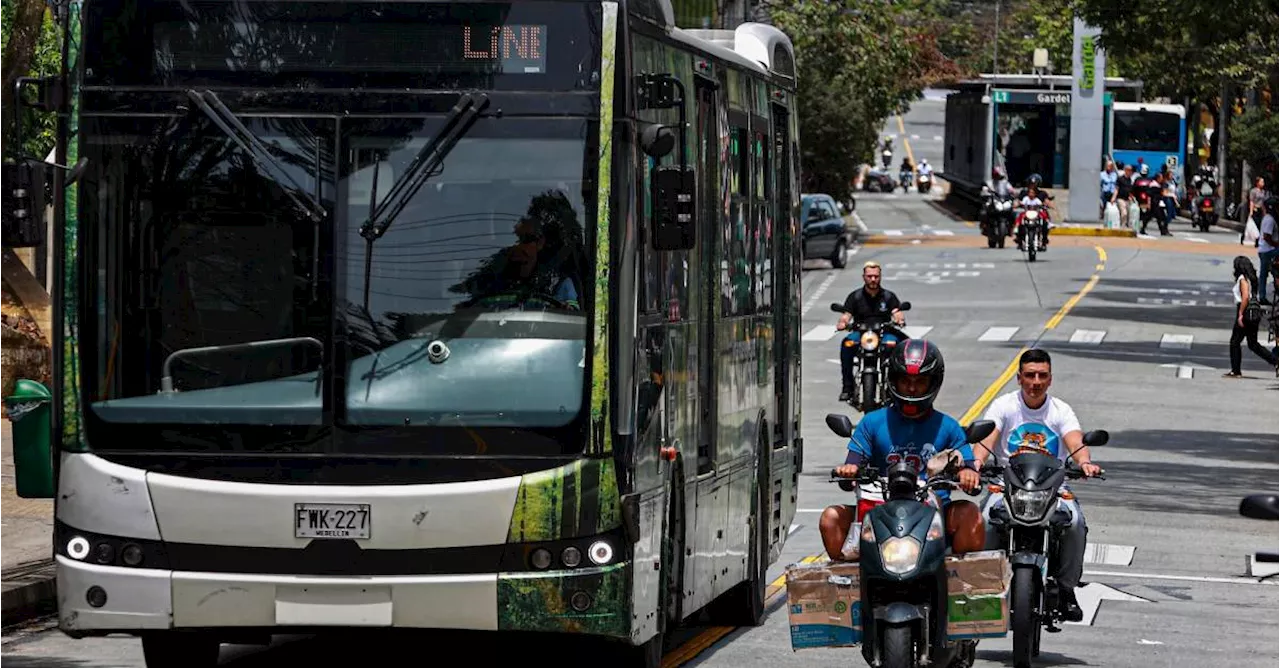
top-left (1027, 173), bottom-right (1043, 187)
top-left (887, 339), bottom-right (945, 419)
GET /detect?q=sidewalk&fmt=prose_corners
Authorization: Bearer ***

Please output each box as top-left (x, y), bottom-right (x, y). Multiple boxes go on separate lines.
top-left (1, 418), bottom-right (58, 626)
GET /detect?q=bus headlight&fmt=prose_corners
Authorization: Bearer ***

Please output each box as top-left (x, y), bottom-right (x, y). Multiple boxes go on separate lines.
top-left (66, 536), bottom-right (91, 561)
top-left (530, 548), bottom-right (553, 569)
top-left (588, 540), bottom-right (614, 565)
top-left (880, 537), bottom-right (921, 574)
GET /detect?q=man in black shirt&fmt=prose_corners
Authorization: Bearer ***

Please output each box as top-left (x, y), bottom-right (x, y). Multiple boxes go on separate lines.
top-left (835, 261), bottom-right (906, 401)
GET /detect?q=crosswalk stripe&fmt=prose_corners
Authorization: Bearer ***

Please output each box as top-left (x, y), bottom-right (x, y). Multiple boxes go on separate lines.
top-left (902, 325), bottom-right (934, 339)
top-left (933, 229), bottom-right (955, 236)
top-left (1160, 333), bottom-right (1193, 349)
top-left (802, 325), bottom-right (838, 342)
top-left (884, 229), bottom-right (904, 236)
top-left (1069, 329), bottom-right (1106, 344)
top-left (978, 326), bottom-right (1019, 342)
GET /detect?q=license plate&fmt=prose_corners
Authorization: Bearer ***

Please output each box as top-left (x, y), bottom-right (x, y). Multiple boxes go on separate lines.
top-left (294, 504), bottom-right (371, 539)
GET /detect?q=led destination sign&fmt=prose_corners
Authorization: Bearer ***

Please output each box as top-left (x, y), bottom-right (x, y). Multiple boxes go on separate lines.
top-left (154, 21), bottom-right (549, 75)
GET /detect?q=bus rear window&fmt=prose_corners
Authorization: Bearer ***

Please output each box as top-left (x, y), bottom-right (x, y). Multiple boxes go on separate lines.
top-left (1113, 111), bottom-right (1181, 153)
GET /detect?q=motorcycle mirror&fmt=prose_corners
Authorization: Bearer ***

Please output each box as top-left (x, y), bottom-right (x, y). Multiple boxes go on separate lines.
top-left (825, 413), bottom-right (854, 439)
top-left (829, 302), bottom-right (846, 313)
top-left (1240, 494), bottom-right (1279, 521)
top-left (898, 302), bottom-right (911, 312)
top-left (1082, 429), bottom-right (1109, 447)
top-left (963, 419), bottom-right (996, 444)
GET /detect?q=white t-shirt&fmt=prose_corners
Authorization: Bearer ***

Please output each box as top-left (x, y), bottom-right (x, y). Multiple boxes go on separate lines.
top-left (982, 390), bottom-right (1082, 465)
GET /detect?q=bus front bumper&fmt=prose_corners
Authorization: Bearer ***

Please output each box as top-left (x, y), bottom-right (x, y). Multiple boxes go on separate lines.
top-left (56, 556), bottom-right (631, 639)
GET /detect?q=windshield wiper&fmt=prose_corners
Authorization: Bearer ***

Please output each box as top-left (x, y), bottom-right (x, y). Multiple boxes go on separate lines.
top-left (185, 89), bottom-right (328, 222)
top-left (358, 92), bottom-right (490, 311)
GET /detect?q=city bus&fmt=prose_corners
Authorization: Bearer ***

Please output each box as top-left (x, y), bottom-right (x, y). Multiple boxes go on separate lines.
top-left (3, 1), bottom-right (802, 665)
top-left (1110, 101), bottom-right (1187, 182)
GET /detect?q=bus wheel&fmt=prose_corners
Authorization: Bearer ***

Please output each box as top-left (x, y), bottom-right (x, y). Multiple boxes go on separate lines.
top-left (141, 632), bottom-right (219, 668)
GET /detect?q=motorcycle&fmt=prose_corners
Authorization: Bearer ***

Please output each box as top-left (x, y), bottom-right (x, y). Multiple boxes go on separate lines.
top-left (825, 414), bottom-right (999, 668)
top-left (917, 172), bottom-right (932, 194)
top-left (899, 168), bottom-right (913, 193)
top-left (1015, 205), bottom-right (1048, 262)
top-left (830, 301), bottom-right (912, 412)
top-left (1239, 494), bottom-right (1278, 581)
top-left (981, 431), bottom-right (1110, 668)
top-left (1191, 177), bottom-right (1217, 231)
top-left (882, 148), bottom-right (894, 169)
top-left (979, 186), bottom-right (1013, 249)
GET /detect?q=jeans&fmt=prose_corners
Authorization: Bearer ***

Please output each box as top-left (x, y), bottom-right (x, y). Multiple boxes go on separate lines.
top-left (981, 492), bottom-right (1087, 590)
top-left (1230, 314), bottom-right (1278, 374)
top-left (1259, 249), bottom-right (1278, 302)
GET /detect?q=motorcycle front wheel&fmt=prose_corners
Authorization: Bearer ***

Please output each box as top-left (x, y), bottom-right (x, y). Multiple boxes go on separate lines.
top-left (1011, 567), bottom-right (1040, 668)
top-left (882, 624), bottom-right (916, 668)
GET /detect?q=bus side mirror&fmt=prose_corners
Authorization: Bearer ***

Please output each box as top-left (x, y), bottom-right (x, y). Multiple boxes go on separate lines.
top-left (652, 166), bottom-right (695, 250)
top-left (636, 73), bottom-right (696, 251)
top-left (2, 160), bottom-right (49, 248)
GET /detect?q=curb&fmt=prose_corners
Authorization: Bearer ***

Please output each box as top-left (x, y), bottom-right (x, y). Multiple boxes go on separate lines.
top-left (1051, 226), bottom-right (1136, 238)
top-left (1, 559), bottom-right (58, 627)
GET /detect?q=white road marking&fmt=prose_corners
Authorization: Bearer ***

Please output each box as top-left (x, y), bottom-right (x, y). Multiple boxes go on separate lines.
top-left (788, 523), bottom-right (801, 536)
top-left (932, 135), bottom-right (943, 141)
top-left (1069, 329), bottom-right (1107, 344)
top-left (1160, 333), bottom-right (1194, 349)
top-left (1084, 543), bottom-right (1136, 566)
top-left (902, 325), bottom-right (934, 339)
top-left (801, 271), bottom-right (843, 317)
top-left (933, 229), bottom-right (955, 236)
top-left (978, 326), bottom-right (1020, 342)
top-left (884, 229), bottom-right (904, 236)
top-left (802, 325), bottom-right (839, 342)
top-left (1138, 640), bottom-right (1165, 646)
top-left (1066, 582), bottom-right (1153, 627)
top-left (1084, 570), bottom-right (1279, 586)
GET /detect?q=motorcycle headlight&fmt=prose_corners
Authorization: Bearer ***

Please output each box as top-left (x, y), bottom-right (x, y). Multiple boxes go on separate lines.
top-left (999, 201), bottom-right (1010, 211)
top-left (860, 331), bottom-right (880, 351)
top-left (925, 511), bottom-right (944, 542)
top-left (880, 537), bottom-right (921, 574)
top-left (1026, 210), bottom-right (1039, 220)
top-left (1009, 489), bottom-right (1055, 521)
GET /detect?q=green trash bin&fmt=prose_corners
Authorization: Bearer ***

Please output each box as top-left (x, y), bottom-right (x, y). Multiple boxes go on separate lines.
top-left (5, 379), bottom-right (55, 498)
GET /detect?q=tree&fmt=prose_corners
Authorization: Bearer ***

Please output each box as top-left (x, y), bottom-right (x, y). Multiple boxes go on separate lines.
top-left (2, 0), bottom-right (60, 160)
top-left (768, 0), bottom-right (924, 199)
top-left (1066, 0), bottom-right (1279, 101)
top-left (1229, 106), bottom-right (1279, 186)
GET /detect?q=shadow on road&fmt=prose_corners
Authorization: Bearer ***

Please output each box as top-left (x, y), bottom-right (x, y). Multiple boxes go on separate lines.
top-left (977, 648), bottom-right (1094, 667)
top-left (0, 659), bottom-right (126, 668)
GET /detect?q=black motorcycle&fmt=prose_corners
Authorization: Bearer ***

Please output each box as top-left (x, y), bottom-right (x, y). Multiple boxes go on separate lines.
top-left (1190, 173), bottom-right (1218, 231)
top-left (982, 432), bottom-right (1109, 668)
top-left (979, 186), bottom-right (1013, 249)
top-left (830, 301), bottom-right (912, 412)
top-left (825, 414), bottom-right (998, 668)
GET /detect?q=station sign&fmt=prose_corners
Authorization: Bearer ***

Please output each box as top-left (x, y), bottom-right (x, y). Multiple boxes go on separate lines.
top-left (990, 90), bottom-right (1114, 106)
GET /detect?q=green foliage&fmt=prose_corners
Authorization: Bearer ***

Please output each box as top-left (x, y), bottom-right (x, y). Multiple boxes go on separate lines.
top-left (1, 0), bottom-right (60, 160)
top-left (1067, 0), bottom-right (1279, 101)
top-left (769, 0), bottom-right (923, 200)
top-left (1229, 106), bottom-right (1279, 185)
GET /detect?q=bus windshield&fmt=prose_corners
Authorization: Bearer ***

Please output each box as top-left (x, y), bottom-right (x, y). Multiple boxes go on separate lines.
top-left (77, 0), bottom-right (603, 456)
top-left (1113, 110), bottom-right (1182, 154)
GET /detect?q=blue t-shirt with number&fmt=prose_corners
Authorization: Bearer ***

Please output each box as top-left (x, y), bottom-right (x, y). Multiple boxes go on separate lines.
top-left (848, 407), bottom-right (973, 479)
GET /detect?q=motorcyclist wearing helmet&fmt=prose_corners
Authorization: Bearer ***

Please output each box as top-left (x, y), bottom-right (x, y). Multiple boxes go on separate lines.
top-left (818, 340), bottom-right (986, 561)
top-left (1013, 177), bottom-right (1054, 250)
top-left (1131, 163), bottom-right (1169, 235)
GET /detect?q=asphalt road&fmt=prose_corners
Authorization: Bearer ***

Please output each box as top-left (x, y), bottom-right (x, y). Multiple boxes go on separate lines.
top-left (6, 189), bottom-right (1276, 668)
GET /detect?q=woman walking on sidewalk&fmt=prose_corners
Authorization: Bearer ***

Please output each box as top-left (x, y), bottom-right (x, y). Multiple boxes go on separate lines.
top-left (1225, 255), bottom-right (1278, 378)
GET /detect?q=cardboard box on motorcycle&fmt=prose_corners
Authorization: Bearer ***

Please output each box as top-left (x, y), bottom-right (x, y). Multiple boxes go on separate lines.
top-left (785, 550), bottom-right (1011, 650)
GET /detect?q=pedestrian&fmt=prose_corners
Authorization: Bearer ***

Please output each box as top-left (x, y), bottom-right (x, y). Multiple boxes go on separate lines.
top-left (1244, 176), bottom-right (1269, 244)
top-left (1225, 255), bottom-right (1278, 378)
top-left (1100, 159), bottom-right (1118, 218)
top-left (1256, 196), bottom-right (1277, 304)
top-left (1115, 163), bottom-right (1134, 228)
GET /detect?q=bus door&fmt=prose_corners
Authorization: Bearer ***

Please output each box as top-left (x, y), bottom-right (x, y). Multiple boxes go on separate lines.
top-left (769, 101), bottom-right (792, 449)
top-left (694, 75), bottom-right (719, 477)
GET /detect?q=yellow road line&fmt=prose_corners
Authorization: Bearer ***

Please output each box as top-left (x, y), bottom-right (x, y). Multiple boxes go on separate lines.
top-left (666, 246), bottom-right (1109, 665)
top-left (896, 115), bottom-right (915, 169)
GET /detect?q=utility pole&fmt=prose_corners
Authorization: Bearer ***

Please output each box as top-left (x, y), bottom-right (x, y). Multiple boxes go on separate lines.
top-left (1217, 76), bottom-right (1229, 217)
